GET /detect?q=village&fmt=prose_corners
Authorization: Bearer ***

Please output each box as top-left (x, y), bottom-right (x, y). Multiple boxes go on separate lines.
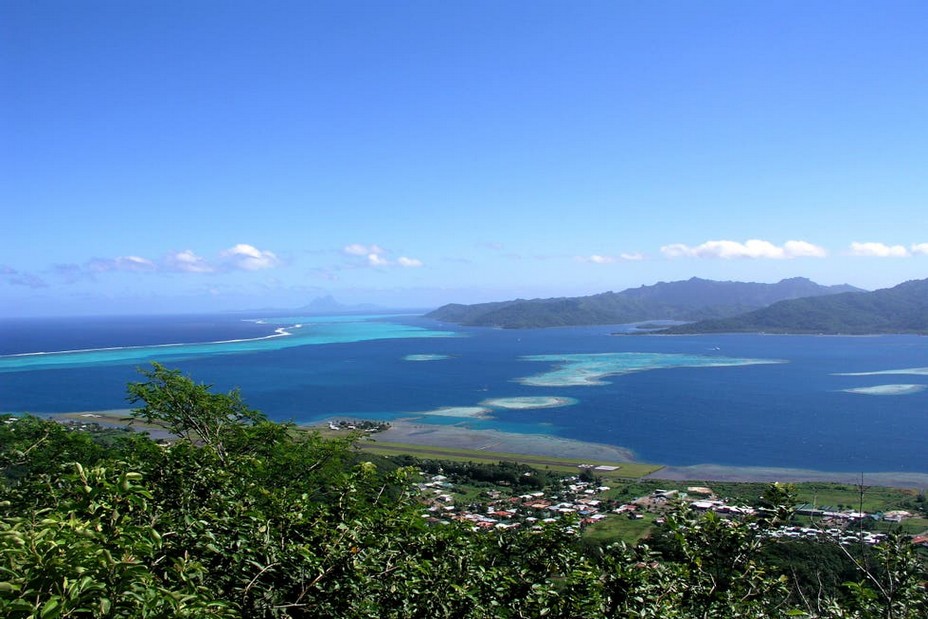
top-left (411, 463), bottom-right (925, 549)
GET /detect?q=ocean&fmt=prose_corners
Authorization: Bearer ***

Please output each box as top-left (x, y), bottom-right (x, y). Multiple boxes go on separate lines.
top-left (1, 312), bottom-right (926, 474)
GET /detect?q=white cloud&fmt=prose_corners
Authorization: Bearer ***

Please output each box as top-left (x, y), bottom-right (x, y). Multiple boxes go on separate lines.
top-left (221, 244), bottom-right (280, 270)
top-left (165, 250), bottom-right (215, 273)
top-left (661, 239), bottom-right (826, 259)
top-left (849, 242), bottom-right (909, 258)
top-left (910, 243), bottom-right (928, 255)
top-left (343, 243), bottom-right (422, 269)
top-left (368, 253), bottom-right (390, 267)
top-left (578, 252), bottom-right (644, 264)
top-left (343, 243), bottom-right (384, 257)
top-left (782, 240), bottom-right (827, 258)
top-left (87, 255), bottom-right (157, 273)
top-left (397, 256), bottom-right (423, 267)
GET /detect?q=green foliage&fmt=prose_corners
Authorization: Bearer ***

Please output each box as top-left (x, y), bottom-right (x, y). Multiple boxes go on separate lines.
top-left (2, 365), bottom-right (925, 617)
top-left (127, 362), bottom-right (267, 464)
top-left (764, 540), bottom-right (854, 603)
top-left (390, 455), bottom-right (560, 490)
top-left (837, 533), bottom-right (928, 619)
top-left (0, 462), bottom-right (233, 618)
top-left (1, 416), bottom-right (106, 484)
top-left (758, 482), bottom-right (800, 526)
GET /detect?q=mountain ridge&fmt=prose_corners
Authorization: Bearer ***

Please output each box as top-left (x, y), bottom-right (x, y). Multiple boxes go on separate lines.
top-left (426, 277), bottom-right (861, 328)
top-left (662, 277), bottom-right (928, 335)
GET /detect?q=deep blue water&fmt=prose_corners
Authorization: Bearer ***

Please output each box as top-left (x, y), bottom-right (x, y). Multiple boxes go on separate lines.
top-left (1, 313), bottom-right (926, 474)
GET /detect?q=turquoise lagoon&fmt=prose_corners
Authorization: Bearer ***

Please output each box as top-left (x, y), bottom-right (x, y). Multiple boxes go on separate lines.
top-left (1, 313), bottom-right (926, 474)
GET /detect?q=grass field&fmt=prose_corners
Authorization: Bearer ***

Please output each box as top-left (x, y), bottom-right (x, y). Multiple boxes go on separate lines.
top-left (356, 438), bottom-right (664, 480)
top-left (583, 513), bottom-right (660, 545)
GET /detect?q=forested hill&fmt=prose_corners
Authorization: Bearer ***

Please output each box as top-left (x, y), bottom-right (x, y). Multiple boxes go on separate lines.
top-left (426, 277), bottom-right (860, 328)
top-left (663, 277), bottom-right (928, 335)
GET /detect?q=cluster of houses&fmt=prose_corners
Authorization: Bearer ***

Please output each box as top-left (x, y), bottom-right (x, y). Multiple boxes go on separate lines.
top-left (326, 419), bottom-right (390, 432)
top-left (766, 525), bottom-right (886, 546)
top-left (414, 471), bottom-right (925, 548)
top-left (417, 473), bottom-right (614, 532)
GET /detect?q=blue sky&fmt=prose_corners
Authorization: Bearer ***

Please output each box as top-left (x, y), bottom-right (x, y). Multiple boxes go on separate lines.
top-left (3, 1), bottom-right (927, 316)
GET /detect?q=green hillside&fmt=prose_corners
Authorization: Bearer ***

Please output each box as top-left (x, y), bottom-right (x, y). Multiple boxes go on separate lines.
top-left (427, 277), bottom-right (859, 328)
top-left (666, 277), bottom-right (928, 334)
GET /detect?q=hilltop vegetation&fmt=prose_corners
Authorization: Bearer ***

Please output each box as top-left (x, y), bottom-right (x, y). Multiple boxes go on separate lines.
top-left (1, 364), bottom-right (925, 618)
top-left (666, 277), bottom-right (928, 335)
top-left (428, 276), bottom-right (928, 335)
top-left (427, 277), bottom-right (859, 328)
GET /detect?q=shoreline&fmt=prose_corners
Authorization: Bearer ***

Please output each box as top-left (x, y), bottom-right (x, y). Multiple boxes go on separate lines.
top-left (371, 418), bottom-right (638, 462)
top-left (31, 409), bottom-right (928, 488)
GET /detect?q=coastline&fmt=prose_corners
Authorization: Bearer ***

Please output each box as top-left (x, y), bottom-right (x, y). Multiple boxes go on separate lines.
top-left (372, 420), bottom-right (928, 488)
top-left (371, 418), bottom-right (638, 462)
top-left (35, 409), bottom-right (928, 488)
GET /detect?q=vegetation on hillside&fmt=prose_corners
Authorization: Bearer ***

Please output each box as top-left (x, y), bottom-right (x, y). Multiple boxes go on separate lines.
top-left (1, 364), bottom-right (925, 617)
top-left (665, 277), bottom-right (928, 335)
top-left (427, 277), bottom-right (859, 328)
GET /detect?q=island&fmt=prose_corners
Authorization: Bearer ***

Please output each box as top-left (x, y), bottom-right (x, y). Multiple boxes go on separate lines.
top-left (426, 277), bottom-right (860, 329)
top-left (661, 277), bottom-right (928, 335)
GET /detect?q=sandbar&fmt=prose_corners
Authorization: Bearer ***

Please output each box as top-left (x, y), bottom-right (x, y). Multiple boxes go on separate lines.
top-left (835, 367), bottom-right (928, 377)
top-left (842, 384), bottom-right (927, 396)
top-left (517, 352), bottom-right (783, 387)
top-left (480, 396), bottom-right (578, 410)
top-left (414, 406), bottom-right (492, 418)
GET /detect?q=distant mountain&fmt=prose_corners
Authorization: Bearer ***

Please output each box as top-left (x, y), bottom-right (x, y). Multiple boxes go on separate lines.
top-left (426, 277), bottom-right (861, 328)
top-left (662, 277), bottom-right (928, 335)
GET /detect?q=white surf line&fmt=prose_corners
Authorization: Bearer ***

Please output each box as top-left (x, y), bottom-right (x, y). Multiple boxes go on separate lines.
top-left (0, 324), bottom-right (299, 359)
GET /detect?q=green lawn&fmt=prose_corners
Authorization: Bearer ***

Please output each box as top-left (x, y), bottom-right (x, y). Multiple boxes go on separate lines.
top-left (356, 439), bottom-right (663, 480)
top-left (583, 513), bottom-right (659, 545)
top-left (791, 482), bottom-right (925, 513)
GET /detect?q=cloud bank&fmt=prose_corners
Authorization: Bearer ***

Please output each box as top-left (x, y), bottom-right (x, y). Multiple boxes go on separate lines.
top-left (342, 244), bottom-right (423, 268)
top-left (220, 244), bottom-right (280, 271)
top-left (87, 256), bottom-right (157, 273)
top-left (661, 239), bottom-right (826, 259)
top-left (578, 252), bottom-right (645, 264)
top-left (850, 242), bottom-right (912, 257)
top-left (165, 250), bottom-right (215, 273)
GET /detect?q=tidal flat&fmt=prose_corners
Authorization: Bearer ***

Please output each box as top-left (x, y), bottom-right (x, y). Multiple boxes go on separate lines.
top-left (43, 409), bottom-right (928, 488)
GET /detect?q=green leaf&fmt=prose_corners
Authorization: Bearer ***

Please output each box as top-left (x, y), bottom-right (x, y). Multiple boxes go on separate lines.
top-left (40, 597), bottom-right (61, 619)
